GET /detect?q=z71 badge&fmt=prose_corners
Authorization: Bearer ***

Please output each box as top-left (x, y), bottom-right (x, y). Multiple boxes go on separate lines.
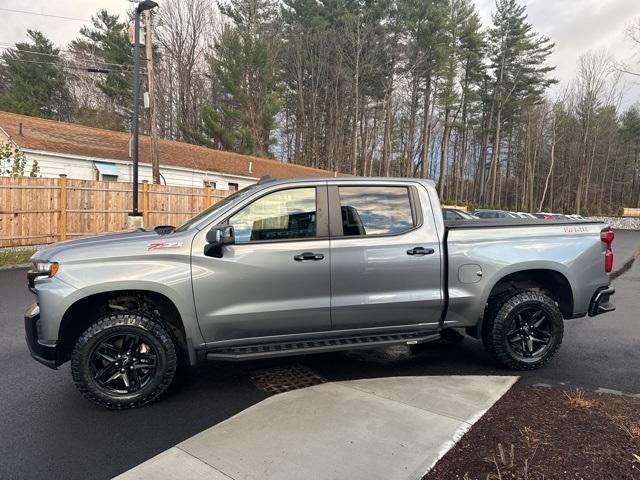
top-left (147, 241), bottom-right (183, 250)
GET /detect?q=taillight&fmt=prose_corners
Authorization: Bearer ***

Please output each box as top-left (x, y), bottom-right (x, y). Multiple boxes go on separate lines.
top-left (601, 230), bottom-right (614, 273)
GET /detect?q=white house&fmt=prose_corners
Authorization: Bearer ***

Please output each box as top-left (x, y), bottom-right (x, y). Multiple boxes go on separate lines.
top-left (0, 111), bottom-right (333, 191)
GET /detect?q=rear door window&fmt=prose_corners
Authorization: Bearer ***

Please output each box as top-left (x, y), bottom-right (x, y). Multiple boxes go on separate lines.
top-left (337, 186), bottom-right (414, 236)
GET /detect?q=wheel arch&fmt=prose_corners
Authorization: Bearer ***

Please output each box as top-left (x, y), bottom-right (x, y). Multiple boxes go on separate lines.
top-left (57, 289), bottom-right (196, 366)
top-left (469, 267), bottom-right (575, 339)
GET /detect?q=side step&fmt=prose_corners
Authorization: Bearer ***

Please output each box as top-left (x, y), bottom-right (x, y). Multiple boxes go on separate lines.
top-left (205, 331), bottom-right (441, 361)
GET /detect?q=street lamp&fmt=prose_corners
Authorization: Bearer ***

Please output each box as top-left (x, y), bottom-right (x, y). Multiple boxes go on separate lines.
top-left (129, 0), bottom-right (158, 227)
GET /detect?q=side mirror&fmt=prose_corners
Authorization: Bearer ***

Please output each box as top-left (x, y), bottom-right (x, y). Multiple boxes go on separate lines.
top-left (204, 225), bottom-right (235, 258)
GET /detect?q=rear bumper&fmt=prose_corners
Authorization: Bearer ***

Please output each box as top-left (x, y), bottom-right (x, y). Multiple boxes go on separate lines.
top-left (24, 303), bottom-right (58, 369)
top-left (588, 286), bottom-right (615, 317)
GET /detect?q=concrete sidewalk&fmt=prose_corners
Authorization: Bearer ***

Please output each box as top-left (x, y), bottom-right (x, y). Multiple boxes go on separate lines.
top-left (115, 375), bottom-right (517, 480)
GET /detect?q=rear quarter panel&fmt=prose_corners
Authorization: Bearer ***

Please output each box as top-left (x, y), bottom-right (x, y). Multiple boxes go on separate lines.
top-left (445, 223), bottom-right (609, 328)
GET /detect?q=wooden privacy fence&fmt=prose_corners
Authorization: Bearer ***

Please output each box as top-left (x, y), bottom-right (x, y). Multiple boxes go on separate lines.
top-left (623, 208), bottom-right (640, 217)
top-left (0, 175), bottom-right (229, 248)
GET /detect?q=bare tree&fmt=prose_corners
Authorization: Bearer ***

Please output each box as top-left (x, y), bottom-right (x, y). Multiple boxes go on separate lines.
top-left (156, 0), bottom-right (216, 138)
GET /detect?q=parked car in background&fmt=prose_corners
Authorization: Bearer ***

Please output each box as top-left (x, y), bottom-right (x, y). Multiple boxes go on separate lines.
top-left (472, 209), bottom-right (518, 219)
top-left (514, 212), bottom-right (537, 219)
top-left (534, 212), bottom-right (566, 220)
top-left (442, 208), bottom-right (478, 221)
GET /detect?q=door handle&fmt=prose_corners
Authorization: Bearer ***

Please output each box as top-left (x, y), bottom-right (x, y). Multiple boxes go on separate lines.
top-left (294, 252), bottom-right (325, 261)
top-left (407, 247), bottom-right (435, 256)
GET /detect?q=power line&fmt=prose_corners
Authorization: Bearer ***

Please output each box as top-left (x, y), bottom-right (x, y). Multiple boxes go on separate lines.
top-left (0, 8), bottom-right (90, 22)
top-left (0, 45), bottom-right (133, 69)
top-left (0, 57), bottom-right (137, 74)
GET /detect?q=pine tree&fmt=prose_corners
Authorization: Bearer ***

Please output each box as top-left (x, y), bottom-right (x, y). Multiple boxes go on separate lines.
top-left (398, 0), bottom-right (450, 178)
top-left (70, 10), bottom-right (133, 129)
top-left (437, 0), bottom-right (483, 198)
top-left (0, 30), bottom-right (71, 119)
top-left (185, 0), bottom-right (280, 156)
top-left (484, 0), bottom-right (556, 204)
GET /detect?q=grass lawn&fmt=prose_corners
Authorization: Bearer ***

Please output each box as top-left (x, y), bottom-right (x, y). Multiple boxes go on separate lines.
top-left (0, 249), bottom-right (36, 268)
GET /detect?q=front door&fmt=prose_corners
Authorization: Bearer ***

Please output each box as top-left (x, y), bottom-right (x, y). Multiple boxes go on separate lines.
top-left (328, 182), bottom-right (443, 331)
top-left (192, 185), bottom-right (331, 343)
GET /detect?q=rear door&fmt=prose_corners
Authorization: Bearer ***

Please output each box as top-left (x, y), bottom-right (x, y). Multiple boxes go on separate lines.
top-left (328, 181), bottom-right (443, 331)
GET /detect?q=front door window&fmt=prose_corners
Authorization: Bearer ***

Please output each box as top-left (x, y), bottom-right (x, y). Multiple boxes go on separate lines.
top-left (228, 188), bottom-right (317, 243)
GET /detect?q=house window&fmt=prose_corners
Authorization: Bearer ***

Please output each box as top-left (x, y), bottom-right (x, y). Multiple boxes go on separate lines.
top-left (94, 162), bottom-right (120, 182)
top-left (228, 182), bottom-right (239, 192)
top-left (203, 180), bottom-right (216, 189)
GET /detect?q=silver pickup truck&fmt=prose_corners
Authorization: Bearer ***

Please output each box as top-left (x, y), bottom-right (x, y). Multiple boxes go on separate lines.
top-left (24, 177), bottom-right (616, 409)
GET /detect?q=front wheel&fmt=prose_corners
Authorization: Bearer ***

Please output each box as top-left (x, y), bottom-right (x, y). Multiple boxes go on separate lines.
top-left (71, 312), bottom-right (177, 409)
top-left (483, 291), bottom-right (564, 370)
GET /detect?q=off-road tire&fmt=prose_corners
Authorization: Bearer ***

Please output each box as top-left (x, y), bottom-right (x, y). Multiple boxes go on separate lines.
top-left (71, 312), bottom-right (177, 409)
top-left (483, 290), bottom-right (564, 370)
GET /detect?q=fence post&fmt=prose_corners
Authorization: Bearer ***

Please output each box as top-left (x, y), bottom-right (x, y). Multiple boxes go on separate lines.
top-left (205, 185), bottom-right (212, 207)
top-left (142, 180), bottom-right (150, 227)
top-left (58, 174), bottom-right (67, 241)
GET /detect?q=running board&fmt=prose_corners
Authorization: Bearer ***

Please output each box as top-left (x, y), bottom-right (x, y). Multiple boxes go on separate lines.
top-left (205, 331), bottom-right (441, 361)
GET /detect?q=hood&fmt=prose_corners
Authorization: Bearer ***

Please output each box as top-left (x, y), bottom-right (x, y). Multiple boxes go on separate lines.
top-left (32, 229), bottom-right (189, 263)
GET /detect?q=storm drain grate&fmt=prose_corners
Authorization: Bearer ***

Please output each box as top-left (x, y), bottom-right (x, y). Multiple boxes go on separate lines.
top-left (249, 364), bottom-right (326, 394)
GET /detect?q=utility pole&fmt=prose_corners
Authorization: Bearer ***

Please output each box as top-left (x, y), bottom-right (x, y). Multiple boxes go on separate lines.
top-left (131, 7), bottom-right (142, 221)
top-left (145, 9), bottom-right (160, 184)
top-left (128, 0), bottom-right (158, 228)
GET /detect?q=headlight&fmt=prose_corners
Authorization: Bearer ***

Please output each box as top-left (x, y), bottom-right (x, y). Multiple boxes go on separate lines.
top-left (32, 261), bottom-right (59, 277)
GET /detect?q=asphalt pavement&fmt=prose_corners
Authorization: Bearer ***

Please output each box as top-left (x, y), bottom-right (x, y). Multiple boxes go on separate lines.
top-left (0, 231), bottom-right (639, 480)
top-left (612, 229), bottom-right (640, 266)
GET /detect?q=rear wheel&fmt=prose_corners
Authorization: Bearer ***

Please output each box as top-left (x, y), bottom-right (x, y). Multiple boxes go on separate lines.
top-left (483, 291), bottom-right (564, 370)
top-left (71, 312), bottom-right (177, 409)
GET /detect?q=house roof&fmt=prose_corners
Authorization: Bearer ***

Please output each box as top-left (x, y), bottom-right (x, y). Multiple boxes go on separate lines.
top-left (0, 111), bottom-right (335, 180)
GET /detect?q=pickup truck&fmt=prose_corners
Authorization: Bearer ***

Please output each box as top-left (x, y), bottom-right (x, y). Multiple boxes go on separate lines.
top-left (24, 177), bottom-right (616, 409)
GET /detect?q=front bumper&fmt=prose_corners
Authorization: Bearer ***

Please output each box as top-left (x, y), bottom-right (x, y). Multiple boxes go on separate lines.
top-left (24, 303), bottom-right (58, 369)
top-left (588, 286), bottom-right (615, 317)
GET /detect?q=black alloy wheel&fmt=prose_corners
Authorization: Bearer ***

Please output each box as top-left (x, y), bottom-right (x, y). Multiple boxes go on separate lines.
top-left (483, 290), bottom-right (564, 370)
top-left (90, 333), bottom-right (158, 395)
top-left (71, 312), bottom-right (177, 409)
top-left (504, 307), bottom-right (554, 361)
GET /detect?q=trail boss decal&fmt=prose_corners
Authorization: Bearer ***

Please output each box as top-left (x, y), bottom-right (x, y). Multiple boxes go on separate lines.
top-left (147, 241), bottom-right (183, 250)
top-left (563, 226), bottom-right (590, 233)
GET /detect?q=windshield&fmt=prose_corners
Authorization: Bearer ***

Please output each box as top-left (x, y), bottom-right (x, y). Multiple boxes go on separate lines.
top-left (174, 184), bottom-right (260, 232)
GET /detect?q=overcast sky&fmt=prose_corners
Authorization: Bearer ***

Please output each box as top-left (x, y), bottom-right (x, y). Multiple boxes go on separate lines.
top-left (2, 0), bottom-right (640, 106)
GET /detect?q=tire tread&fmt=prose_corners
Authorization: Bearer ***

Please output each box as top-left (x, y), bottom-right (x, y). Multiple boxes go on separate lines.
top-left (70, 311), bottom-right (177, 409)
top-left (483, 290), bottom-right (564, 371)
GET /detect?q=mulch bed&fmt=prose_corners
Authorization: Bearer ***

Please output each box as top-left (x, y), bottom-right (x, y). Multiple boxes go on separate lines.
top-left (424, 386), bottom-right (640, 480)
